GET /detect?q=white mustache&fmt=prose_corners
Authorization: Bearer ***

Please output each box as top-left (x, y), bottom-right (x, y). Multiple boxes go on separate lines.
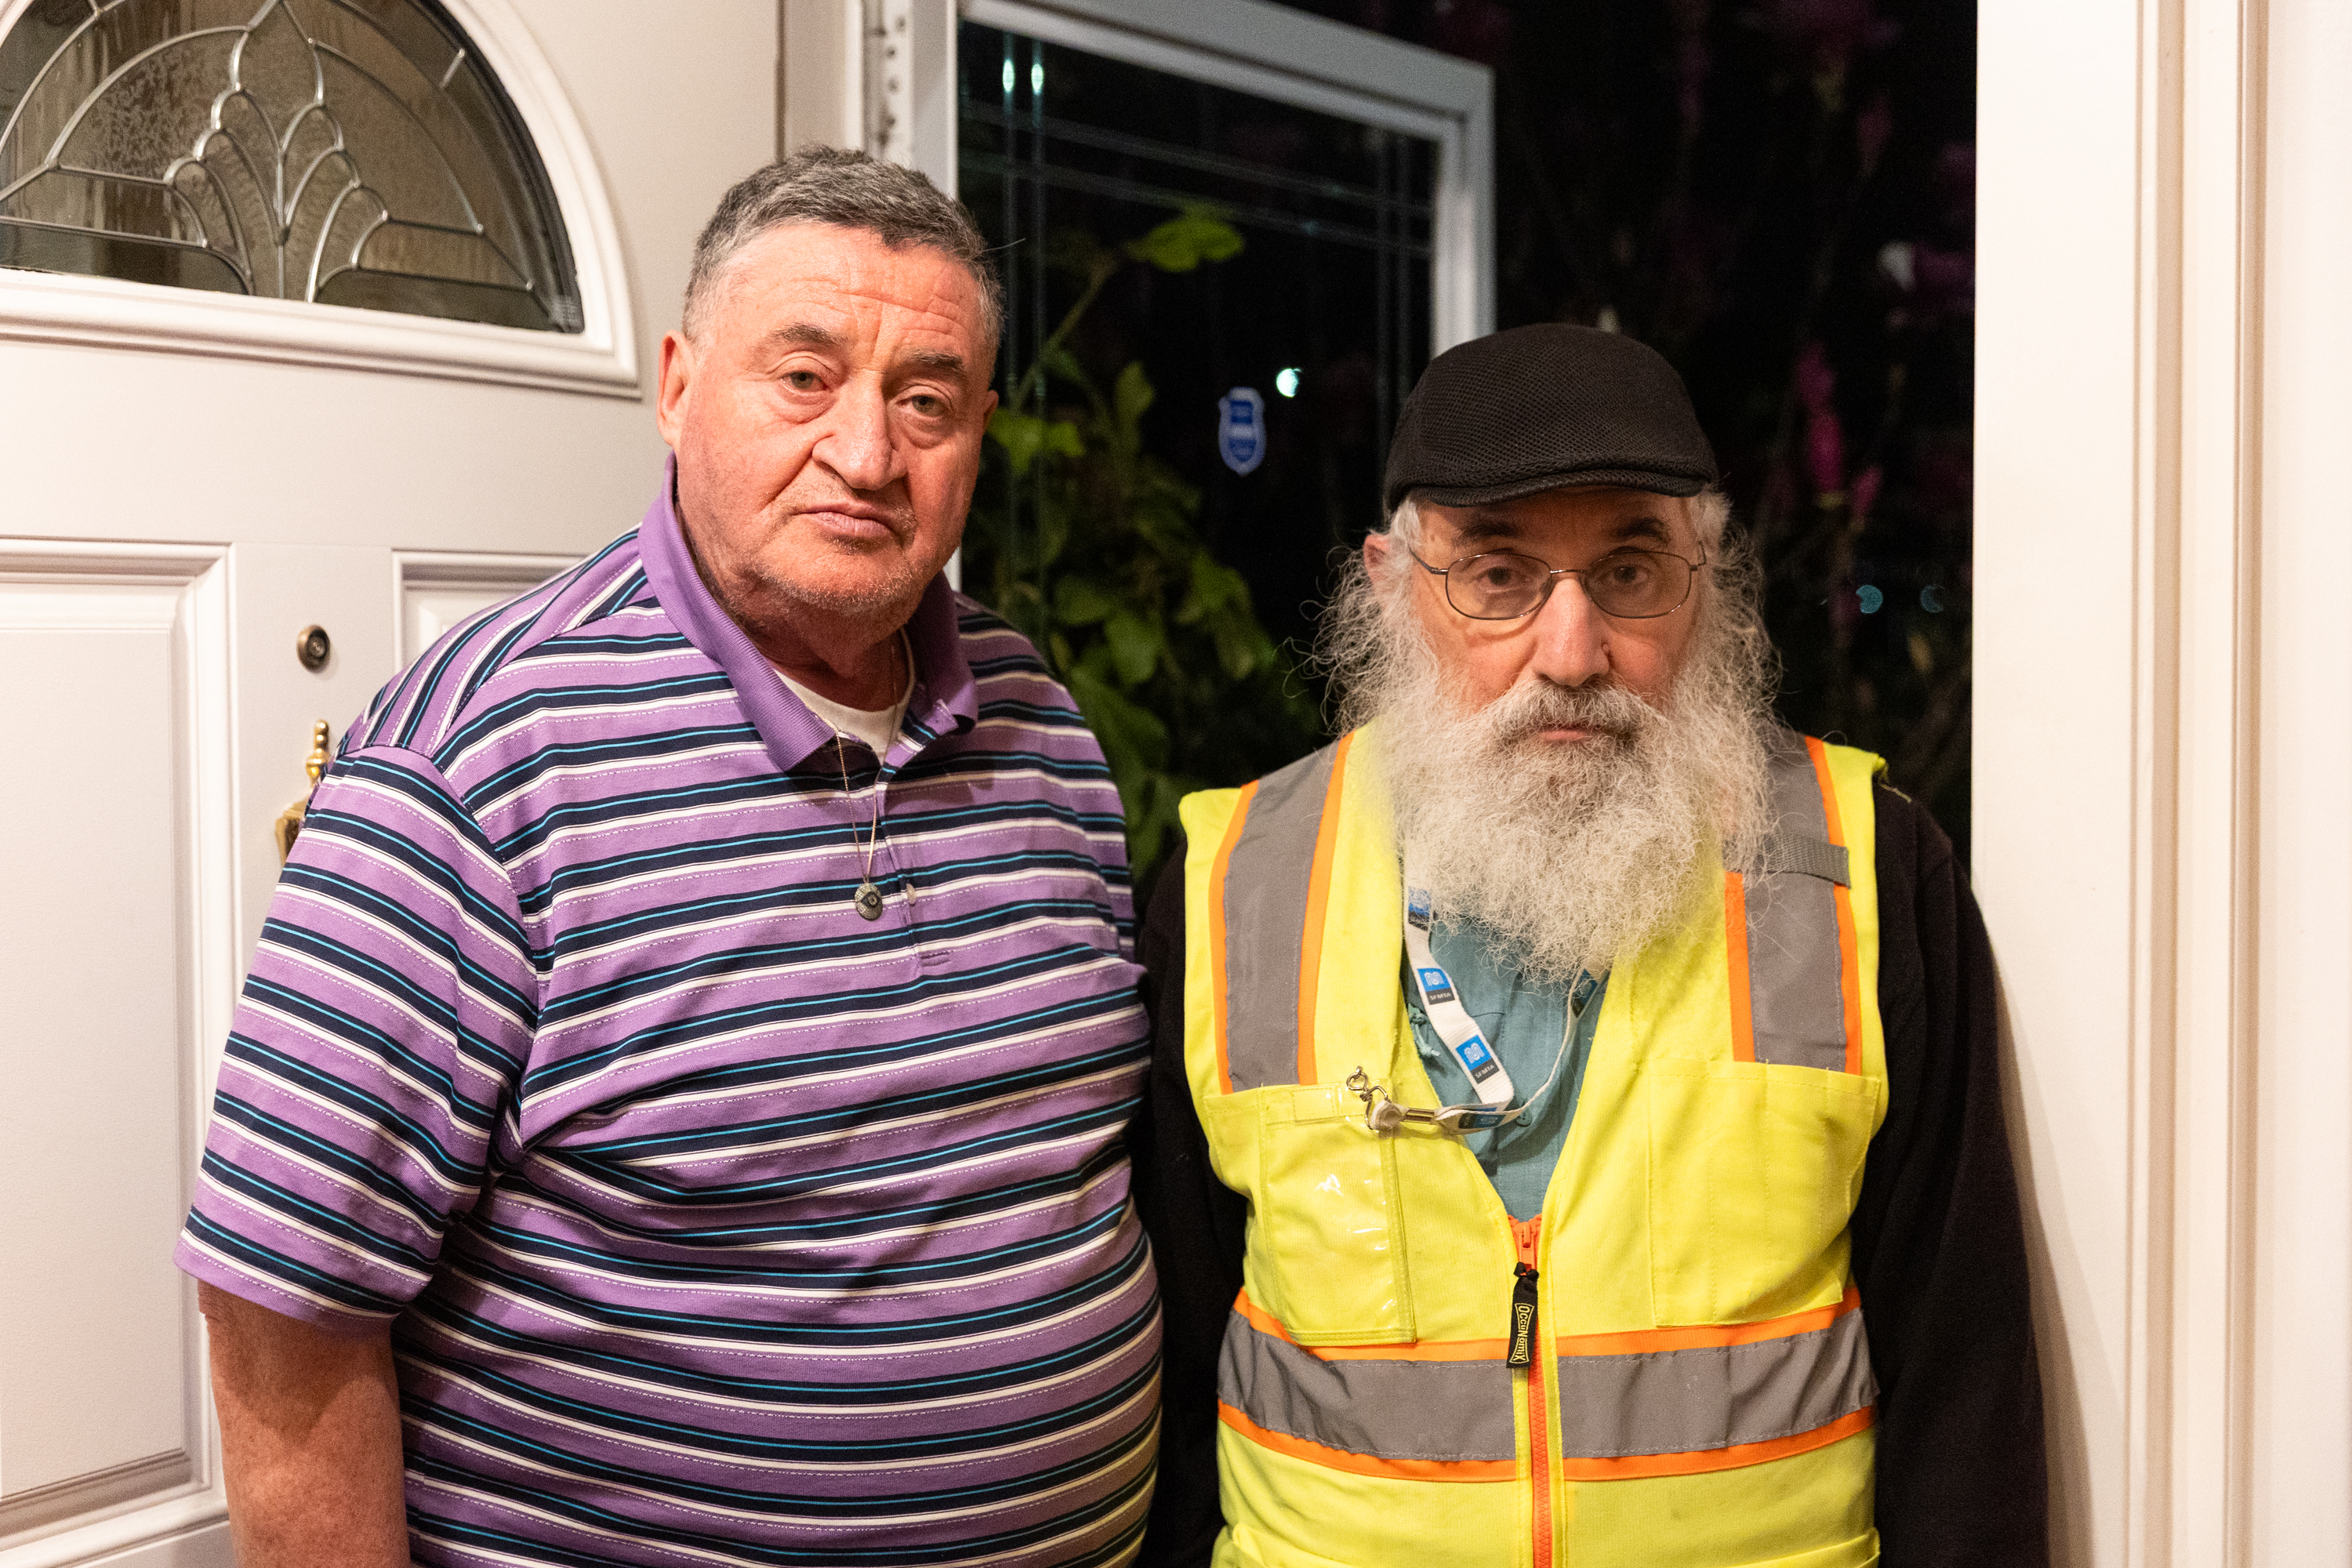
top-left (1484, 679), bottom-right (1656, 744)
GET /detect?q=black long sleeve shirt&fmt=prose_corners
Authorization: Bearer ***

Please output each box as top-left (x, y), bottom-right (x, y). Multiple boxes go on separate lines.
top-left (1128, 782), bottom-right (2048, 1567)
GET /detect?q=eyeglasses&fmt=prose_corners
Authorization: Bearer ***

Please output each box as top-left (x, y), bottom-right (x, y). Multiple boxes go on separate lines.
top-left (1407, 543), bottom-right (1707, 621)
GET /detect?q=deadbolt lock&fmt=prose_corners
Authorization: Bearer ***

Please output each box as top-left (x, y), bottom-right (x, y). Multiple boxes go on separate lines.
top-left (296, 624), bottom-right (332, 671)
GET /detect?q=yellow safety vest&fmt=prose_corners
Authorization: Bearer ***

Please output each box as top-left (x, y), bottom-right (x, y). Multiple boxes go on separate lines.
top-left (1178, 724), bottom-right (1889, 1568)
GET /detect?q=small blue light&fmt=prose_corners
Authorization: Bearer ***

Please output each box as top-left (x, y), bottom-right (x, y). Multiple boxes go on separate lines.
top-left (1275, 367), bottom-right (1301, 397)
top-left (1031, 60), bottom-right (1044, 96)
top-left (1857, 585), bottom-right (1885, 614)
top-left (1001, 58), bottom-right (1013, 95)
top-left (1920, 585), bottom-right (1945, 612)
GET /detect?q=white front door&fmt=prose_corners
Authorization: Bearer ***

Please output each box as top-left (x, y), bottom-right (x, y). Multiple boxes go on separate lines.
top-left (0, 3), bottom-right (776, 1563)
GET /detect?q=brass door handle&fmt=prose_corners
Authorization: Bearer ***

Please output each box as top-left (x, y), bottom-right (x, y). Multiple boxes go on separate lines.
top-left (274, 720), bottom-right (332, 862)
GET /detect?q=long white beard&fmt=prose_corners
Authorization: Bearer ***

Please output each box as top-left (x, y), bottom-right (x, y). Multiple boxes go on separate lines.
top-left (1335, 563), bottom-right (1774, 983)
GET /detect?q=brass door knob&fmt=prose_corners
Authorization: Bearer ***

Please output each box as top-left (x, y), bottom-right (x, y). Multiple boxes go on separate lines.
top-left (274, 720), bottom-right (333, 862)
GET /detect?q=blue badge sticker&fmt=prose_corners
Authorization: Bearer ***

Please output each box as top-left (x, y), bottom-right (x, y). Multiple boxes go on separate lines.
top-left (1406, 888), bottom-right (1432, 929)
top-left (1417, 966), bottom-right (1455, 1004)
top-left (1454, 1033), bottom-right (1496, 1076)
top-left (1218, 387), bottom-right (1266, 475)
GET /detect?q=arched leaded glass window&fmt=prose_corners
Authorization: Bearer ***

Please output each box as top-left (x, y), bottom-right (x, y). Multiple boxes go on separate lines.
top-left (0, 0), bottom-right (583, 332)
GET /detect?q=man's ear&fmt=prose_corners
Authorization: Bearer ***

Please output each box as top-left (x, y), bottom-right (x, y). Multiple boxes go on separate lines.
top-left (655, 332), bottom-right (695, 448)
top-left (1363, 530), bottom-right (1392, 575)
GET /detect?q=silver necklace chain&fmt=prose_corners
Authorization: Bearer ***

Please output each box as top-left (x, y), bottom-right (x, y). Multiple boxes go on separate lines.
top-left (835, 735), bottom-right (886, 920)
top-left (831, 633), bottom-right (904, 922)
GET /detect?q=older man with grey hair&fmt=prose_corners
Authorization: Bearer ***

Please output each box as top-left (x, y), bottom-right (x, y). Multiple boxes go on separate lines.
top-left (1132, 325), bottom-right (2043, 1566)
top-left (180, 147), bottom-right (1158, 1568)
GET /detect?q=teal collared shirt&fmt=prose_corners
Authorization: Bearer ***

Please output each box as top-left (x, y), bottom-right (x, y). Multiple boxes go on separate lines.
top-left (1405, 919), bottom-right (1605, 1221)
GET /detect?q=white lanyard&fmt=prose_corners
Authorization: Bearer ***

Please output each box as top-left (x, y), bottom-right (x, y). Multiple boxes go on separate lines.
top-left (1403, 877), bottom-right (1515, 1105)
top-left (1365, 861), bottom-right (1593, 1135)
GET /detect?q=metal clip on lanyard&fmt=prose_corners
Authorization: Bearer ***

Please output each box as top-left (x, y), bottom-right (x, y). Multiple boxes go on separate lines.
top-left (1347, 1069), bottom-right (1515, 1134)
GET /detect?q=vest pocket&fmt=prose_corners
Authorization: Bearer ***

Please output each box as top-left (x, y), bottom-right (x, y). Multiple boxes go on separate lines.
top-left (1204, 1084), bottom-right (1416, 1345)
top-left (1642, 1057), bottom-right (1883, 1326)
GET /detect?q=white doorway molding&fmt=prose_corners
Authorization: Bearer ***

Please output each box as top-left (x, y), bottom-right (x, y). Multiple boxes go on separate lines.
top-left (1978, 0), bottom-right (2350, 1563)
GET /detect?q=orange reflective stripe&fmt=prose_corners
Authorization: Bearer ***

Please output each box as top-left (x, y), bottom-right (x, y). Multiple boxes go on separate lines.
top-left (1804, 737), bottom-right (1865, 1076)
top-left (1556, 1406), bottom-right (1874, 1481)
top-left (1551, 1285), bottom-right (1861, 1357)
top-left (1232, 1290), bottom-right (1507, 1361)
top-left (1294, 730), bottom-right (1355, 1086)
top-left (1723, 869), bottom-right (1755, 1064)
top-left (1207, 780), bottom-right (1258, 1095)
top-left (1218, 1402), bottom-right (1519, 1483)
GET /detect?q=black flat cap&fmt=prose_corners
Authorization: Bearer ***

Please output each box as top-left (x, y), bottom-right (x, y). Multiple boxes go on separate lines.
top-left (1383, 324), bottom-right (1718, 512)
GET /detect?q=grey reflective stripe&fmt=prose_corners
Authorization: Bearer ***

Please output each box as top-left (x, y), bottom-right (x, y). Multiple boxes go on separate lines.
top-left (1219, 743), bottom-right (1338, 1091)
top-left (1553, 1305), bottom-right (1877, 1460)
top-left (1740, 733), bottom-right (1852, 1071)
top-left (1218, 1303), bottom-right (1875, 1466)
top-left (1218, 1310), bottom-right (1518, 1463)
top-left (1747, 832), bottom-right (1849, 886)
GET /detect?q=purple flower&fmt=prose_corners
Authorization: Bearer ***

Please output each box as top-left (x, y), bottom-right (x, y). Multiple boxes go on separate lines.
top-left (1795, 342), bottom-right (1845, 497)
top-left (1806, 415), bottom-right (1847, 499)
top-left (1795, 340), bottom-right (1836, 416)
top-left (1856, 93), bottom-right (1893, 174)
top-left (1849, 463), bottom-right (1882, 521)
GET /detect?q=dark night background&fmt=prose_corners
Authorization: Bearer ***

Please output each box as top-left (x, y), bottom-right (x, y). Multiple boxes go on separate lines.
top-left (1276, 0), bottom-right (1979, 855)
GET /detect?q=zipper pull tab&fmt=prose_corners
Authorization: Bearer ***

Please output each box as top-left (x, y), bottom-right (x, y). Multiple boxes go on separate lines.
top-left (1507, 1261), bottom-right (1541, 1367)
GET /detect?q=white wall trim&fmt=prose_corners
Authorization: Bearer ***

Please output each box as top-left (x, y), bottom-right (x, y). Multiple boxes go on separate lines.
top-left (1976, 0), bottom-right (2342, 1563)
top-left (0, 0), bottom-right (640, 398)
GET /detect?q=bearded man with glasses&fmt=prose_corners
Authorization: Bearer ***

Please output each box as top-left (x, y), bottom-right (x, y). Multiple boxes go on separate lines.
top-left (1131, 325), bottom-right (2045, 1568)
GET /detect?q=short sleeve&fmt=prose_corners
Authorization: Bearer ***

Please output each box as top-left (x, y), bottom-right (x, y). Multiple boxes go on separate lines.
top-left (174, 746), bottom-right (536, 1335)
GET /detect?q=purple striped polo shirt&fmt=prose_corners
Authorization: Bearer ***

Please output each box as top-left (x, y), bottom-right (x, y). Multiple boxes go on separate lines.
top-left (176, 468), bottom-right (1160, 1566)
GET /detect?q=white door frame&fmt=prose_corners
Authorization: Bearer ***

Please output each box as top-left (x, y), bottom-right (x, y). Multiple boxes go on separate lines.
top-left (782, 0), bottom-right (1495, 353)
top-left (1978, 0), bottom-right (2351, 1562)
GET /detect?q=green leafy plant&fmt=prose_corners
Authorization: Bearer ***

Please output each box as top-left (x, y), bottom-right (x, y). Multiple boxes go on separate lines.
top-left (962, 212), bottom-right (1322, 890)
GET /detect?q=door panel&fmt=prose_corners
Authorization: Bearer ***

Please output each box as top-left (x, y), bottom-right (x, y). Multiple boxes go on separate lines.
top-left (0, 546), bottom-right (228, 1548)
top-left (397, 552), bottom-right (574, 665)
top-left (0, 2), bottom-right (776, 1561)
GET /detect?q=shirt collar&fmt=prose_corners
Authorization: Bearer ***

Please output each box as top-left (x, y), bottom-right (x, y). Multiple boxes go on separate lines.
top-left (635, 455), bottom-right (979, 772)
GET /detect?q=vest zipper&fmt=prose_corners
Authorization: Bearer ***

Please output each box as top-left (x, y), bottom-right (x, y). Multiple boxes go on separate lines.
top-left (1512, 1215), bottom-right (1552, 1567)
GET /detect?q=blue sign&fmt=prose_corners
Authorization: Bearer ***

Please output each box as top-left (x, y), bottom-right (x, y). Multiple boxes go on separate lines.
top-left (1218, 387), bottom-right (1266, 475)
top-left (1417, 966), bottom-right (1456, 1004)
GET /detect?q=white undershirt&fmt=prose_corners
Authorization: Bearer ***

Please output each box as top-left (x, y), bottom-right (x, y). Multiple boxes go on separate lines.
top-left (773, 634), bottom-right (913, 757)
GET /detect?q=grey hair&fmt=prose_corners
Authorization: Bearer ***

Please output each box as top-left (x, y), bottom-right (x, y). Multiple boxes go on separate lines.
top-left (682, 145), bottom-right (1004, 353)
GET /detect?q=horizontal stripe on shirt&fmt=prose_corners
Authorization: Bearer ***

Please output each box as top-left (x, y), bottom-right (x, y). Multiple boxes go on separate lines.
top-left (178, 475), bottom-right (1158, 1568)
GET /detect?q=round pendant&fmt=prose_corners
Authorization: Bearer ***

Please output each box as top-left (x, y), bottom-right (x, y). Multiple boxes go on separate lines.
top-left (854, 881), bottom-right (885, 920)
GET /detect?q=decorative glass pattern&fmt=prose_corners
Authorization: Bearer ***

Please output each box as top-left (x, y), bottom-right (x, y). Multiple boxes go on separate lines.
top-left (0, 0), bottom-right (582, 332)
